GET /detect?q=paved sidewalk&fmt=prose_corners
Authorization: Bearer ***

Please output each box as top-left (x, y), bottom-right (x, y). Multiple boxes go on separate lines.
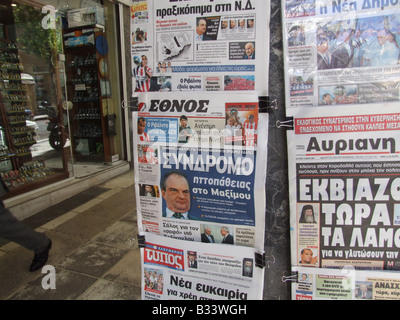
top-left (0, 170), bottom-right (142, 300)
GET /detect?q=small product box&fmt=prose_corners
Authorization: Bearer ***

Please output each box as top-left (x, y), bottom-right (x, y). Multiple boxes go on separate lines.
top-left (67, 6), bottom-right (105, 28)
top-left (64, 34), bottom-right (94, 47)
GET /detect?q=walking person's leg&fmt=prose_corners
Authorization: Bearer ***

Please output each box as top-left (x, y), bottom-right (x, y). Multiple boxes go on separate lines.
top-left (0, 201), bottom-right (52, 271)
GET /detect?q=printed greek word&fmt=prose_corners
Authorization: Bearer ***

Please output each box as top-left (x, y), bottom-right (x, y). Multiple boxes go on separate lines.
top-left (306, 137), bottom-right (396, 155)
top-left (149, 99), bottom-right (209, 113)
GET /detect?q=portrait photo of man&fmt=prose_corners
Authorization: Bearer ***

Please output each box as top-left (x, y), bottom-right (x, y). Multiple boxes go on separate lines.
top-left (242, 258), bottom-right (253, 277)
top-left (299, 204), bottom-right (317, 223)
top-left (137, 117), bottom-right (150, 142)
top-left (220, 226), bottom-right (234, 244)
top-left (196, 18), bottom-right (210, 41)
top-left (244, 42), bottom-right (255, 59)
top-left (161, 170), bottom-right (191, 219)
top-left (299, 248), bottom-right (318, 265)
top-left (187, 251), bottom-right (198, 269)
top-left (201, 227), bottom-right (215, 243)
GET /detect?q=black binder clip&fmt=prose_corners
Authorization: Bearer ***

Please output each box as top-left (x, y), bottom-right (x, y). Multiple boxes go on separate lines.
top-left (138, 234), bottom-right (146, 248)
top-left (254, 252), bottom-right (266, 268)
top-left (282, 271), bottom-right (298, 283)
top-left (258, 96), bottom-right (279, 113)
top-left (258, 96), bottom-right (269, 113)
top-left (276, 117), bottom-right (294, 130)
top-left (129, 97), bottom-right (139, 112)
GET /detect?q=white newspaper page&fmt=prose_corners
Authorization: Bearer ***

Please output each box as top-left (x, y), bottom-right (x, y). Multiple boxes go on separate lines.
top-left (282, 0), bottom-right (400, 109)
top-left (130, 0), bottom-right (269, 94)
top-left (141, 232), bottom-right (264, 300)
top-left (292, 266), bottom-right (400, 300)
top-left (132, 92), bottom-right (268, 251)
top-left (288, 103), bottom-right (400, 271)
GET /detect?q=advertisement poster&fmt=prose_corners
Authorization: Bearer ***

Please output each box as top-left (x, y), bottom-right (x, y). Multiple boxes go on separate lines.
top-left (141, 232), bottom-right (264, 300)
top-left (282, 0), bottom-right (400, 108)
top-left (292, 266), bottom-right (400, 300)
top-left (130, 0), bottom-right (270, 94)
top-left (287, 104), bottom-right (400, 270)
top-left (132, 92), bottom-right (268, 250)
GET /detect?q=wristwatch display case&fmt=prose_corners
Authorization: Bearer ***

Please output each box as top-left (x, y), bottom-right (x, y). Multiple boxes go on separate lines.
top-left (63, 24), bottom-right (112, 162)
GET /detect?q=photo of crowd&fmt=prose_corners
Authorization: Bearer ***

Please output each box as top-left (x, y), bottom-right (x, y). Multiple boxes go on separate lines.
top-left (289, 76), bottom-right (313, 97)
top-left (317, 14), bottom-right (400, 70)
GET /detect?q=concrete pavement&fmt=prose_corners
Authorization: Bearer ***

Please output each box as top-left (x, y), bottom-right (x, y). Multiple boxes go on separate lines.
top-left (0, 170), bottom-right (142, 300)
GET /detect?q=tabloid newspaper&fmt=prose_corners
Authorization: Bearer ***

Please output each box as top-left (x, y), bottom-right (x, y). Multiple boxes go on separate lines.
top-left (130, 0), bottom-right (269, 94)
top-left (283, 0), bottom-right (400, 300)
top-left (287, 103), bottom-right (400, 298)
top-left (288, 104), bottom-right (400, 270)
top-left (141, 232), bottom-right (264, 300)
top-left (133, 92), bottom-right (268, 252)
top-left (292, 266), bottom-right (400, 300)
top-left (131, 0), bottom-right (270, 302)
top-left (282, 0), bottom-right (400, 109)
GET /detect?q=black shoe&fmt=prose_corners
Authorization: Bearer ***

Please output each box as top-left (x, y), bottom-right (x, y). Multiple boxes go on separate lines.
top-left (29, 239), bottom-right (52, 272)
